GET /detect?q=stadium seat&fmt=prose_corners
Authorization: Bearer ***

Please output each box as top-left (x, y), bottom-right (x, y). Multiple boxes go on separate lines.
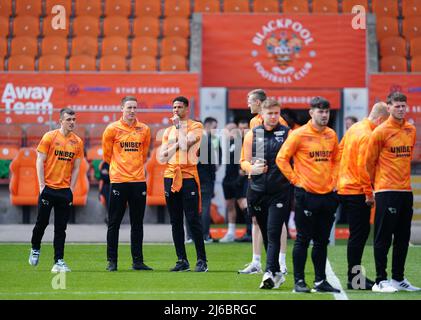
top-left (0, 57), bottom-right (3, 70)
top-left (132, 17), bottom-right (160, 37)
top-left (145, 148), bottom-right (166, 206)
top-left (135, 0), bottom-right (162, 17)
top-left (73, 125), bottom-right (87, 143)
top-left (38, 54), bottom-right (66, 71)
top-left (376, 17), bottom-right (399, 41)
top-left (71, 36), bottom-right (98, 56)
top-left (99, 55), bottom-right (127, 71)
top-left (0, 37), bottom-right (6, 57)
top-left (72, 16), bottom-right (100, 37)
top-left (312, 0), bottom-right (338, 13)
top-left (223, 0), bottom-right (250, 12)
top-left (379, 36), bottom-right (407, 57)
top-left (402, 17), bottom-right (421, 41)
top-left (253, 0), bottom-right (278, 13)
top-left (89, 124), bottom-right (107, 146)
top-left (86, 145), bottom-right (103, 161)
top-left (103, 16), bottom-right (130, 37)
top-left (0, 16), bottom-right (9, 37)
top-left (131, 36), bottom-right (158, 57)
top-left (0, 0), bottom-right (12, 17)
top-left (410, 37), bottom-right (421, 56)
top-left (10, 36), bottom-right (38, 57)
top-left (342, 0), bottom-right (368, 13)
top-left (75, 0), bottom-right (102, 17)
top-left (372, 0), bottom-right (399, 18)
top-left (25, 124), bottom-right (50, 147)
top-left (160, 54), bottom-right (187, 71)
top-left (164, 0), bottom-right (191, 17)
top-left (193, 0), bottom-right (220, 13)
top-left (41, 36), bottom-right (68, 56)
top-left (104, 0), bottom-right (132, 17)
top-left (283, 0), bottom-right (309, 13)
top-left (15, 0), bottom-right (42, 17)
top-left (9, 148), bottom-right (39, 206)
top-left (102, 36), bottom-right (129, 57)
top-left (380, 55), bottom-right (408, 72)
top-left (13, 16), bottom-right (40, 37)
top-left (68, 54), bottom-right (97, 71)
top-left (411, 55), bottom-right (421, 71)
top-left (73, 158), bottom-right (90, 206)
top-left (0, 124), bottom-right (23, 147)
top-left (42, 15), bottom-right (69, 37)
top-left (45, 0), bottom-right (72, 16)
top-left (161, 36), bottom-right (188, 57)
top-left (7, 54), bottom-right (35, 71)
top-left (162, 17), bottom-right (190, 38)
top-left (402, 0), bottom-right (421, 18)
top-left (130, 54), bottom-right (157, 71)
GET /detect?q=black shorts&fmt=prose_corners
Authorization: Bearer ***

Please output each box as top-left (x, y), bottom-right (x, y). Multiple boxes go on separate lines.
top-left (222, 176), bottom-right (248, 200)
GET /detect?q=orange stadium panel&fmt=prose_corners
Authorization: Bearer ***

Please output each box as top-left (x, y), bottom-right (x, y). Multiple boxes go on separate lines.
top-left (25, 124), bottom-right (50, 147)
top-left (135, 0), bottom-right (162, 17)
top-left (0, 124), bottom-right (23, 147)
top-left (145, 148), bottom-right (166, 206)
top-left (73, 158), bottom-right (90, 206)
top-left (131, 36), bottom-right (158, 57)
top-left (41, 36), bottom-right (69, 56)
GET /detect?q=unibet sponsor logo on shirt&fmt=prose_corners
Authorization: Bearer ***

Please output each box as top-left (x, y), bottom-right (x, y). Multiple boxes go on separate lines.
top-left (390, 145), bottom-right (412, 158)
top-left (309, 150), bottom-right (332, 162)
top-left (54, 150), bottom-right (75, 162)
top-left (120, 141), bottom-right (141, 152)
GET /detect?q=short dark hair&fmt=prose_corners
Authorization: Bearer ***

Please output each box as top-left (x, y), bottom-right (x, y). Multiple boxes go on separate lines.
top-left (60, 108), bottom-right (75, 119)
top-left (204, 117), bottom-right (217, 125)
top-left (387, 92), bottom-right (407, 105)
top-left (173, 96), bottom-right (189, 107)
top-left (345, 116), bottom-right (358, 123)
top-left (310, 96), bottom-right (330, 109)
top-left (248, 89), bottom-right (267, 102)
top-left (121, 96), bottom-right (137, 106)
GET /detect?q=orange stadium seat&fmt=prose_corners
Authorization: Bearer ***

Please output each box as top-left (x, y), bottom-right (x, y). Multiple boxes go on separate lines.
top-left (10, 36), bottom-right (38, 57)
top-left (42, 15), bottom-right (69, 37)
top-left (102, 36), bottom-right (129, 57)
top-left (372, 0), bottom-right (399, 18)
top-left (7, 55), bottom-right (35, 71)
top-left (103, 16), bottom-right (130, 37)
top-left (312, 0), bottom-right (338, 13)
top-left (223, 0), bottom-right (250, 12)
top-left (41, 36), bottom-right (68, 56)
top-left (380, 55), bottom-right (408, 72)
top-left (89, 124), bottom-right (107, 146)
top-left (73, 158), bottom-right (90, 206)
top-left (13, 16), bottom-right (40, 37)
top-left (45, 0), bottom-right (72, 16)
top-left (193, 0), bottom-right (220, 13)
top-left (9, 148), bottom-right (39, 206)
top-left (0, 124), bottom-right (23, 147)
top-left (342, 0), bottom-right (368, 13)
top-left (402, 17), bottom-right (421, 41)
top-left (75, 0), bottom-right (102, 17)
top-left (99, 55), bottom-right (127, 71)
top-left (0, 0), bottom-right (12, 17)
top-left (160, 54), bottom-right (187, 71)
top-left (0, 38), bottom-right (6, 58)
top-left (410, 37), bottom-right (421, 56)
top-left (25, 124), bottom-right (50, 147)
top-left (162, 17), bottom-right (190, 38)
top-left (161, 36), bottom-right (188, 57)
top-left (253, 0), bottom-right (279, 13)
top-left (15, 0), bottom-right (42, 16)
top-left (0, 145), bottom-right (19, 160)
top-left (146, 148), bottom-right (166, 206)
top-left (104, 0), bottom-right (132, 17)
top-left (130, 54), bottom-right (157, 71)
top-left (68, 54), bottom-right (97, 71)
top-left (402, 0), bottom-right (421, 18)
top-left (283, 0), bottom-right (309, 13)
top-left (164, 0), bottom-right (191, 17)
top-left (379, 36), bottom-right (407, 57)
top-left (135, 0), bottom-right (162, 17)
top-left (0, 57), bottom-right (3, 70)
top-left (411, 55), bottom-right (421, 71)
top-left (131, 36), bottom-right (158, 57)
top-left (87, 145), bottom-right (103, 161)
top-left (73, 125), bottom-right (87, 142)
top-left (0, 16), bottom-right (9, 37)
top-left (376, 17), bottom-right (399, 41)
top-left (38, 54), bottom-right (66, 71)
top-left (72, 16), bottom-right (100, 37)
top-left (132, 17), bottom-right (160, 37)
top-left (71, 36), bottom-right (98, 56)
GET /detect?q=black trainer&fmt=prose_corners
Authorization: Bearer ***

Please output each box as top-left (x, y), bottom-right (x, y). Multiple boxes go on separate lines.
top-left (347, 277), bottom-right (375, 290)
top-left (235, 234), bottom-right (252, 243)
top-left (195, 259), bottom-right (208, 272)
top-left (170, 259), bottom-right (190, 272)
top-left (132, 262), bottom-right (153, 271)
top-left (293, 280), bottom-right (311, 293)
top-left (313, 280), bottom-right (340, 293)
top-left (106, 260), bottom-right (117, 272)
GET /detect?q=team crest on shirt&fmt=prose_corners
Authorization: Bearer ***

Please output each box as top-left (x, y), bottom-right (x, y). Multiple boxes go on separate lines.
top-left (274, 130), bottom-right (285, 142)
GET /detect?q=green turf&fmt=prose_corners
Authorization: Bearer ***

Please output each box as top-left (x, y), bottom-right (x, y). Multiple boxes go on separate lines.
top-left (0, 242), bottom-right (420, 300)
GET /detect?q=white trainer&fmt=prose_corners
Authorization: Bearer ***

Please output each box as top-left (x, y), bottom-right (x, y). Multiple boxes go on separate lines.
top-left (51, 259), bottom-right (71, 273)
top-left (219, 233), bottom-right (235, 243)
top-left (372, 280), bottom-right (398, 293)
top-left (280, 264), bottom-right (288, 275)
top-left (273, 272), bottom-right (286, 289)
top-left (238, 262), bottom-right (262, 274)
top-left (260, 271), bottom-right (275, 289)
top-left (390, 279), bottom-right (421, 292)
top-left (28, 249), bottom-right (40, 266)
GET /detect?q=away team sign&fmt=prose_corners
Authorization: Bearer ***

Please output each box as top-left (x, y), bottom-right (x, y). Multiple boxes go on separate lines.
top-left (202, 14), bottom-right (366, 88)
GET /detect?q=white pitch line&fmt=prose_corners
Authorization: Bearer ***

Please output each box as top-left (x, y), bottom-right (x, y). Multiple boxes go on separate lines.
top-left (0, 291), bottom-right (295, 296)
top-left (326, 259), bottom-right (349, 300)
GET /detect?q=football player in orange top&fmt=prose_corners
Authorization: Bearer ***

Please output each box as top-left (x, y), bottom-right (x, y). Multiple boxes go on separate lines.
top-left (366, 92), bottom-right (420, 292)
top-left (337, 102), bottom-right (389, 290)
top-left (29, 108), bottom-right (83, 273)
top-left (158, 96), bottom-right (208, 272)
top-left (102, 96), bottom-right (152, 272)
top-left (276, 96), bottom-right (341, 293)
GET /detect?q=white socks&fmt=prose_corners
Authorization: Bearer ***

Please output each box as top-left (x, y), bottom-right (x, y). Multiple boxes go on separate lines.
top-left (227, 223), bottom-right (236, 236)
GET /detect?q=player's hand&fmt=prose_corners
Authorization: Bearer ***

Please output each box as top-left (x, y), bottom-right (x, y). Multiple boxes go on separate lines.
top-left (365, 195), bottom-right (375, 207)
top-left (251, 162), bottom-right (266, 175)
top-left (171, 115), bottom-right (180, 129)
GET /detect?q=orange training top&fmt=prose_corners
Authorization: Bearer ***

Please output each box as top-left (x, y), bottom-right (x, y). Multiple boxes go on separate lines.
top-left (249, 114), bottom-right (289, 129)
top-left (37, 129), bottom-right (84, 189)
top-left (366, 116), bottom-right (416, 192)
top-left (337, 118), bottom-right (376, 198)
top-left (276, 120), bottom-right (340, 194)
top-left (102, 118), bottom-right (151, 183)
